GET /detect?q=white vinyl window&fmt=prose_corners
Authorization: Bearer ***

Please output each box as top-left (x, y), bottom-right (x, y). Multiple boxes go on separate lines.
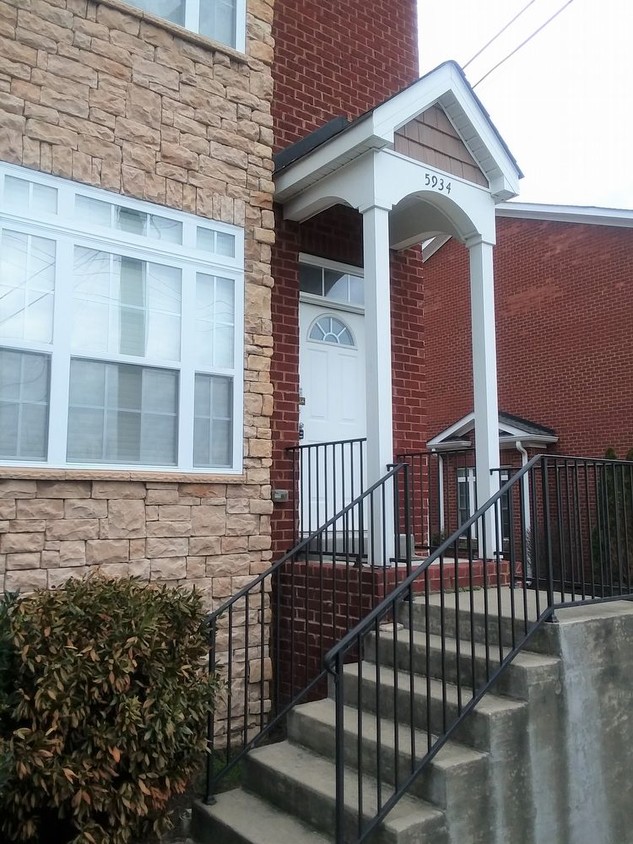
top-left (457, 468), bottom-right (511, 543)
top-left (0, 163), bottom-right (244, 473)
top-left (123, 0), bottom-right (246, 52)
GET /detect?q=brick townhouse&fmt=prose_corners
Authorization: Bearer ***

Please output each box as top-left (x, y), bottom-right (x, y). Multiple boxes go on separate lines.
top-left (0, 0), bottom-right (525, 594)
top-left (417, 203), bottom-right (633, 542)
top-left (424, 203), bottom-right (633, 457)
top-left (0, 0), bottom-right (278, 599)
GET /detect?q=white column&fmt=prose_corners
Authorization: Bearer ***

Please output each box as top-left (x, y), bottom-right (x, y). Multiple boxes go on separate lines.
top-left (468, 235), bottom-right (500, 558)
top-left (362, 204), bottom-right (395, 564)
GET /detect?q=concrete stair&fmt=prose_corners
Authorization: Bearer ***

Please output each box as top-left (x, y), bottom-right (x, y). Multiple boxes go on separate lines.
top-left (193, 588), bottom-right (566, 844)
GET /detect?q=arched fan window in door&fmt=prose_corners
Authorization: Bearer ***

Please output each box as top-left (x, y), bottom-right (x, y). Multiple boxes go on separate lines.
top-left (308, 315), bottom-right (355, 346)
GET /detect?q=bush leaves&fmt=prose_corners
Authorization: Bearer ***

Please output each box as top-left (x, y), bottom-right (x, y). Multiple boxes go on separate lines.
top-left (0, 577), bottom-right (219, 844)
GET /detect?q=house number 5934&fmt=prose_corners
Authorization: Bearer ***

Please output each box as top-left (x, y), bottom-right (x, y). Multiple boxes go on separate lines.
top-left (424, 173), bottom-right (452, 194)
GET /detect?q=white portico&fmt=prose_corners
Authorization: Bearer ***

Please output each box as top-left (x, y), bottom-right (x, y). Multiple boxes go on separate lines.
top-left (275, 61), bottom-right (523, 560)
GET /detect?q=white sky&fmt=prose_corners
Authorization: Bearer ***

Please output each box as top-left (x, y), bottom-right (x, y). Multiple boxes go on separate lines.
top-left (418, 0), bottom-right (633, 209)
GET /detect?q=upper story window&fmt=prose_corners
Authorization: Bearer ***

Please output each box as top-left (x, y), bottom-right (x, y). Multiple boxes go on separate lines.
top-left (0, 164), bottom-right (244, 473)
top-left (299, 260), bottom-right (364, 308)
top-left (124, 0), bottom-right (246, 52)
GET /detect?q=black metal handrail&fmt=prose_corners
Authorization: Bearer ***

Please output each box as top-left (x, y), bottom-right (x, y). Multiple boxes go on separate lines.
top-left (205, 459), bottom-right (411, 801)
top-left (287, 437), bottom-right (367, 546)
top-left (323, 453), bottom-right (633, 844)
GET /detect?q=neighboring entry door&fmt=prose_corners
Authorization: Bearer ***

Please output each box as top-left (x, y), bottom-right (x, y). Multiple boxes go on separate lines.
top-left (298, 301), bottom-right (366, 533)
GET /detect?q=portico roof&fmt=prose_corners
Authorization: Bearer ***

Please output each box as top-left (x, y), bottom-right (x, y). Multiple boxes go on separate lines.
top-left (428, 411), bottom-right (558, 452)
top-left (275, 61), bottom-right (522, 208)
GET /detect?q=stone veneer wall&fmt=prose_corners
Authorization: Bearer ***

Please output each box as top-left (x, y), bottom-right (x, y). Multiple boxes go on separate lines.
top-left (0, 478), bottom-right (272, 600)
top-left (0, 0), bottom-right (276, 603)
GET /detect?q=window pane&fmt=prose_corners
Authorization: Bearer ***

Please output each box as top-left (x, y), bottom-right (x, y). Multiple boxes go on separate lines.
top-left (196, 273), bottom-right (235, 368)
top-left (216, 232), bottom-right (235, 257)
top-left (200, 0), bottom-right (236, 46)
top-left (76, 195), bottom-right (112, 227)
top-left (67, 407), bottom-right (104, 462)
top-left (5, 177), bottom-right (57, 215)
top-left (68, 360), bottom-right (178, 465)
top-left (197, 228), bottom-right (216, 254)
top-left (117, 206), bottom-right (146, 236)
top-left (214, 325), bottom-right (234, 368)
top-left (194, 374), bottom-right (233, 468)
top-left (148, 214), bottom-right (183, 244)
top-left (299, 264), bottom-right (322, 296)
top-left (349, 275), bottom-right (364, 305)
top-left (0, 349), bottom-right (49, 460)
top-left (0, 230), bottom-right (55, 344)
top-left (33, 184), bottom-right (58, 215)
top-left (4, 176), bottom-right (29, 211)
top-left (197, 226), bottom-right (236, 257)
top-left (72, 248), bottom-right (182, 361)
top-left (72, 247), bottom-right (112, 353)
top-left (124, 0), bottom-right (185, 25)
top-left (146, 262), bottom-right (181, 360)
top-left (119, 257), bottom-right (146, 357)
top-left (324, 269), bottom-right (348, 301)
top-left (68, 358), bottom-right (105, 407)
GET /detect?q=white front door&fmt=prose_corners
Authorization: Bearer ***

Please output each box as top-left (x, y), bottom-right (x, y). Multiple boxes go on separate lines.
top-left (298, 301), bottom-right (366, 532)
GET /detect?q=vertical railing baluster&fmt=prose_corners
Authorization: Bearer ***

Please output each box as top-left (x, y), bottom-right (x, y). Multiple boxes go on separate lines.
top-left (625, 463), bottom-right (633, 594)
top-left (259, 584), bottom-right (265, 732)
top-left (227, 604), bottom-right (233, 762)
top-left (243, 595), bottom-right (250, 750)
top-left (205, 617), bottom-right (217, 804)
top-left (615, 462), bottom-right (626, 595)
top-left (334, 656), bottom-right (345, 844)
top-left (573, 461), bottom-right (585, 599)
top-left (542, 457), bottom-right (555, 608)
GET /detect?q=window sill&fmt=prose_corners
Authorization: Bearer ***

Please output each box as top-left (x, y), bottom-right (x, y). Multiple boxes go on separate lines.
top-left (0, 466), bottom-right (247, 483)
top-left (96, 0), bottom-right (249, 65)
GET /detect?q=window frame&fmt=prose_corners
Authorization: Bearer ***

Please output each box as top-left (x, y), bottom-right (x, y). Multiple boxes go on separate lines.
top-left (124, 0), bottom-right (246, 53)
top-left (0, 162), bottom-right (244, 475)
top-left (298, 254), bottom-right (365, 314)
top-left (457, 467), bottom-right (511, 544)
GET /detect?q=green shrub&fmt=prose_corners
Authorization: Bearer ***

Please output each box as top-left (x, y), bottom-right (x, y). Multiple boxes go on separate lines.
top-left (0, 576), bottom-right (219, 844)
top-left (0, 591), bottom-right (19, 795)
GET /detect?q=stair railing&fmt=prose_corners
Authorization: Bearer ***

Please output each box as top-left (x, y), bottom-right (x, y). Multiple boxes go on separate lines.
top-left (323, 453), bottom-right (633, 844)
top-left (286, 437), bottom-right (367, 546)
top-left (204, 460), bottom-right (411, 801)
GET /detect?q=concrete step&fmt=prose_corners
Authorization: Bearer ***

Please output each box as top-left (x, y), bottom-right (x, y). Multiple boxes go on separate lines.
top-left (288, 697), bottom-right (492, 844)
top-left (404, 589), bottom-right (540, 648)
top-left (365, 626), bottom-right (561, 699)
top-left (242, 738), bottom-right (448, 844)
top-left (192, 790), bottom-right (331, 844)
top-left (341, 660), bottom-right (527, 753)
top-left (340, 660), bottom-right (534, 842)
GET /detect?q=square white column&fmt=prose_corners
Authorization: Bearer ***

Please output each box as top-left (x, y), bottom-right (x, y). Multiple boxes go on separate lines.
top-left (362, 204), bottom-right (395, 565)
top-left (468, 235), bottom-right (501, 558)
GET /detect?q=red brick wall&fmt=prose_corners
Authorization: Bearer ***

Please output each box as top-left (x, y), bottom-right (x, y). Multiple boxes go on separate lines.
top-left (270, 0), bottom-right (423, 558)
top-left (423, 217), bottom-right (633, 457)
top-left (270, 207), bottom-right (427, 557)
top-left (272, 0), bottom-right (419, 150)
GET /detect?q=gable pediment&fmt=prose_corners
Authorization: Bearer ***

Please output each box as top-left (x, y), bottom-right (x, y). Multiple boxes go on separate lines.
top-left (428, 411), bottom-right (558, 451)
top-left (394, 105), bottom-right (488, 188)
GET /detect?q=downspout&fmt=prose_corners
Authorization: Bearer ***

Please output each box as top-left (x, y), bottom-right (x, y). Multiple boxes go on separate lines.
top-left (516, 441), bottom-right (532, 578)
top-left (438, 452), bottom-right (445, 539)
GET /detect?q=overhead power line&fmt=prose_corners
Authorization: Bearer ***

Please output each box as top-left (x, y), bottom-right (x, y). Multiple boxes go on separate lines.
top-left (463, 0), bottom-right (539, 70)
top-left (472, 0), bottom-right (576, 89)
